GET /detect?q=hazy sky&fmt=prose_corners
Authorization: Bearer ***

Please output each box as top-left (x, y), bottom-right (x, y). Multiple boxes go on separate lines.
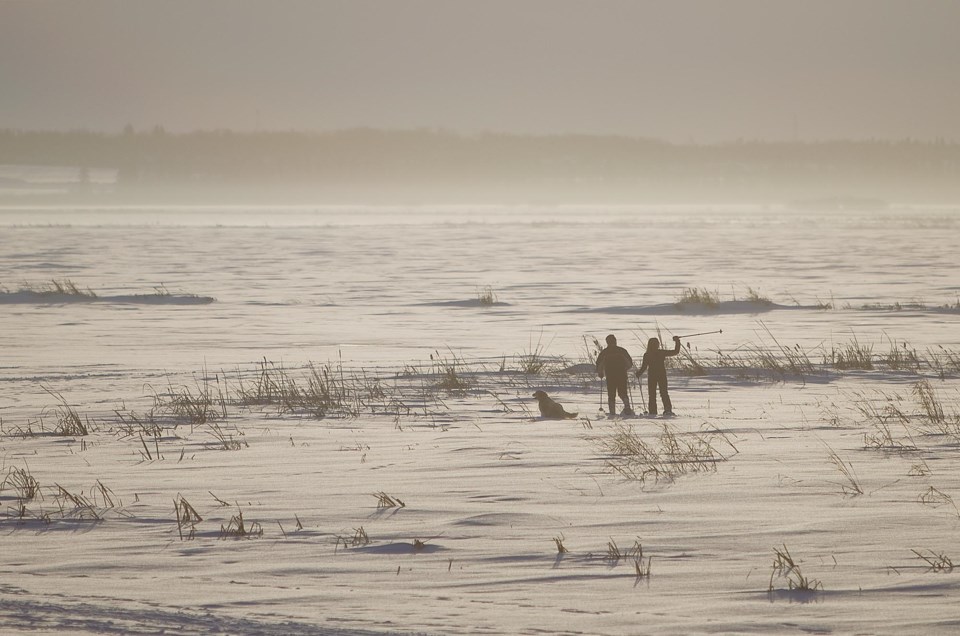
top-left (2, 0), bottom-right (959, 142)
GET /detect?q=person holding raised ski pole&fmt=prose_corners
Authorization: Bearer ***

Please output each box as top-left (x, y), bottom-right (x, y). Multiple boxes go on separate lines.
top-left (636, 336), bottom-right (681, 416)
top-left (635, 329), bottom-right (722, 416)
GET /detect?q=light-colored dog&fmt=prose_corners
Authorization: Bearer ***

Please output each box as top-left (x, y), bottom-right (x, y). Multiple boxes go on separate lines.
top-left (532, 390), bottom-right (578, 419)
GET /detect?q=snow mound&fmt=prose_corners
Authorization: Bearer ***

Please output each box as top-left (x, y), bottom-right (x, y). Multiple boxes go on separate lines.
top-left (0, 290), bottom-right (215, 305)
top-left (573, 300), bottom-right (795, 315)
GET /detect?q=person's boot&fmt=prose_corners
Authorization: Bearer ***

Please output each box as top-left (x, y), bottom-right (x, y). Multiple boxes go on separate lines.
top-left (621, 401), bottom-right (635, 417)
top-left (608, 399), bottom-right (617, 416)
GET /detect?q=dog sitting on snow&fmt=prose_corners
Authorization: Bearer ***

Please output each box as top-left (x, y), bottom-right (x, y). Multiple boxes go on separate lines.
top-left (532, 390), bottom-right (578, 419)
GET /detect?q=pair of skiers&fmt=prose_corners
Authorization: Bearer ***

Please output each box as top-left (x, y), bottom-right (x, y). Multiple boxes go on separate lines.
top-left (595, 333), bottom-right (680, 416)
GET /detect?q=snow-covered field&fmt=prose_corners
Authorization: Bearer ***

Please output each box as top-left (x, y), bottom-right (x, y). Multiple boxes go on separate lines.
top-left (2, 205), bottom-right (959, 635)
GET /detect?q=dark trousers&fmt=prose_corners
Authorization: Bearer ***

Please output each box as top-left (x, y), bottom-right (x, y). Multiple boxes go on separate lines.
top-left (648, 371), bottom-right (672, 415)
top-left (606, 374), bottom-right (631, 413)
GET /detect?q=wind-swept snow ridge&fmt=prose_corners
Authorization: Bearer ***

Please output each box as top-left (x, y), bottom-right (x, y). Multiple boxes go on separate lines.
top-left (572, 300), bottom-right (793, 315)
top-left (0, 290), bottom-right (214, 305)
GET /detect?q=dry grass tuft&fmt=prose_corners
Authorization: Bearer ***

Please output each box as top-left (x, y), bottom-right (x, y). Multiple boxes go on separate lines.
top-left (606, 537), bottom-right (648, 573)
top-left (597, 421), bottom-right (737, 486)
top-left (917, 487), bottom-right (960, 517)
top-left (431, 350), bottom-right (472, 392)
top-left (769, 544), bottom-right (822, 593)
top-left (517, 332), bottom-right (552, 375)
top-left (633, 550), bottom-right (652, 581)
top-left (53, 484), bottom-right (103, 520)
top-left (335, 526), bottom-right (370, 552)
top-left (553, 534), bottom-right (569, 554)
top-left (236, 358), bottom-right (360, 418)
top-left (23, 279), bottom-right (98, 298)
top-left (351, 526), bottom-right (370, 546)
top-left (755, 322), bottom-right (816, 379)
top-left (670, 343), bottom-right (709, 376)
top-left (476, 285), bottom-right (498, 306)
top-left (913, 380), bottom-right (957, 434)
top-left (374, 491), bottom-right (405, 509)
top-left (208, 422), bottom-right (247, 451)
top-left (824, 444), bottom-right (863, 496)
top-left (912, 549), bottom-right (954, 573)
top-left (174, 495), bottom-right (203, 540)
top-left (151, 376), bottom-right (227, 426)
top-left (219, 505), bottom-right (263, 539)
top-left (41, 387), bottom-right (90, 436)
top-left (882, 336), bottom-right (922, 372)
top-left (829, 335), bottom-right (874, 370)
top-left (114, 407), bottom-right (164, 438)
top-left (2, 465), bottom-right (41, 504)
top-left (675, 287), bottom-right (721, 308)
top-left (928, 345), bottom-right (960, 380)
top-left (856, 395), bottom-right (917, 452)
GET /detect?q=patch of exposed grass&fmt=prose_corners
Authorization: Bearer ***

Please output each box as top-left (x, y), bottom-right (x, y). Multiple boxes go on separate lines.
top-left (633, 548), bottom-right (652, 581)
top-left (114, 407), bottom-right (164, 438)
top-left (824, 444), bottom-right (863, 496)
top-left (913, 380), bottom-right (960, 437)
top-left (517, 332), bottom-right (551, 375)
top-left (917, 487), bottom-right (960, 518)
top-left (41, 387), bottom-right (90, 436)
top-left (669, 342), bottom-right (709, 376)
top-left (476, 285), bottom-right (498, 306)
top-left (150, 376), bottom-right (227, 426)
top-left (743, 286), bottom-right (773, 305)
top-left (843, 383), bottom-right (960, 456)
top-left (814, 293), bottom-right (835, 310)
top-left (174, 495), bottom-right (203, 540)
top-left (208, 422), bottom-right (247, 451)
top-left (53, 484), bottom-right (104, 521)
top-left (553, 534), bottom-right (569, 554)
top-left (862, 414), bottom-right (917, 452)
top-left (33, 279), bottom-right (98, 298)
top-left (353, 526), bottom-right (370, 546)
top-left (928, 345), bottom-right (960, 380)
top-left (862, 300), bottom-right (927, 311)
top-left (236, 358), bottom-right (360, 418)
top-left (219, 505), bottom-right (263, 539)
top-left (336, 526), bottom-right (370, 551)
top-left (605, 537), bottom-right (646, 566)
top-left (769, 545), bottom-right (822, 593)
top-left (756, 322), bottom-right (816, 379)
top-left (675, 287), bottom-right (721, 308)
top-left (914, 379), bottom-right (946, 427)
top-left (881, 335), bottom-right (922, 372)
top-left (2, 465), bottom-right (41, 504)
top-left (828, 334), bottom-right (874, 370)
top-left (912, 549), bottom-right (954, 573)
top-left (597, 421), bottom-right (737, 486)
top-left (431, 350), bottom-right (471, 392)
top-left (374, 491), bottom-right (405, 509)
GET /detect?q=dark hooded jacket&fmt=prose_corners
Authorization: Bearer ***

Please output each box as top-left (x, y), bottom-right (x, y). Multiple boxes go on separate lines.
top-left (596, 345), bottom-right (633, 378)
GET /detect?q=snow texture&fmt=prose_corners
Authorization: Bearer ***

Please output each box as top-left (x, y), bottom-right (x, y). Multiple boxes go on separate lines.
top-left (1, 205), bottom-right (960, 634)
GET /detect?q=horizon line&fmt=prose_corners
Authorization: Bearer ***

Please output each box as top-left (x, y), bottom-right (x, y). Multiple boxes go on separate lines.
top-left (2, 126), bottom-right (958, 147)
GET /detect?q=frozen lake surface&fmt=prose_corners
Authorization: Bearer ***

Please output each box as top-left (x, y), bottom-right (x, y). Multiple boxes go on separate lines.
top-left (1, 205), bottom-right (959, 634)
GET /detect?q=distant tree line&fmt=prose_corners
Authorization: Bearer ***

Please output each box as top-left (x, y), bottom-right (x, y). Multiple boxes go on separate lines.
top-left (1, 127), bottom-right (959, 202)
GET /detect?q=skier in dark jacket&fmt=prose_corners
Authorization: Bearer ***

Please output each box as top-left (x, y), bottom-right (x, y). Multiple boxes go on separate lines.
top-left (596, 334), bottom-right (634, 416)
top-left (635, 336), bottom-right (681, 415)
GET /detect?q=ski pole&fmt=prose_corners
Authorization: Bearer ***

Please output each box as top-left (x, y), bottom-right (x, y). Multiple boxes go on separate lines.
top-left (675, 329), bottom-right (723, 339)
top-left (599, 377), bottom-right (605, 413)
